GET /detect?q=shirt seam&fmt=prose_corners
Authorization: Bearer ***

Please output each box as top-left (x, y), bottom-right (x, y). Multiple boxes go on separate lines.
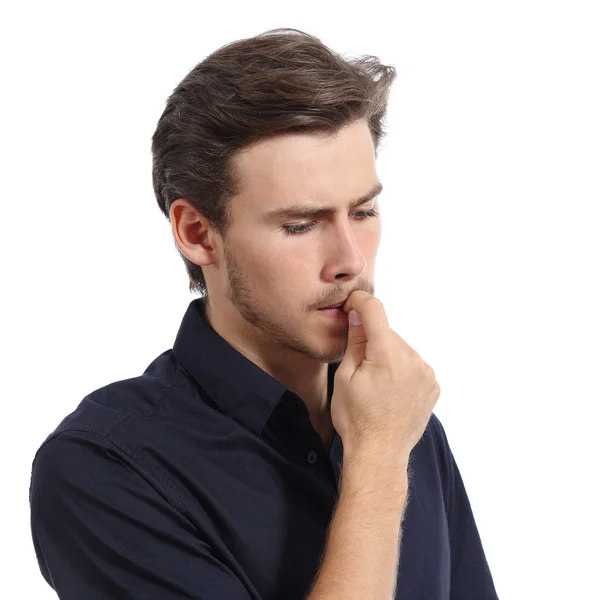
top-left (104, 366), bottom-right (197, 518)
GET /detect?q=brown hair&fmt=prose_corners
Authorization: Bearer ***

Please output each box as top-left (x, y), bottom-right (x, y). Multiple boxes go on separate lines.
top-left (151, 28), bottom-right (396, 299)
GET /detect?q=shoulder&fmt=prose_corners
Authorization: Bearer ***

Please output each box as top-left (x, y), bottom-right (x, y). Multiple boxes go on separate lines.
top-left (30, 429), bottom-right (132, 493)
top-left (34, 351), bottom-right (186, 456)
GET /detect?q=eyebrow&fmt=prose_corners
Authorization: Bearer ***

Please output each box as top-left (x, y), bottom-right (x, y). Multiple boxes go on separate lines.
top-left (263, 182), bottom-right (383, 222)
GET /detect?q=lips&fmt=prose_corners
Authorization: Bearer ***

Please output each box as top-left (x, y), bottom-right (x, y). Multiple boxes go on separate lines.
top-left (319, 302), bottom-right (344, 310)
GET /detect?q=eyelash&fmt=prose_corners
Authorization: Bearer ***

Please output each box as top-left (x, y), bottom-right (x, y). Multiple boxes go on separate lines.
top-left (282, 209), bottom-right (379, 236)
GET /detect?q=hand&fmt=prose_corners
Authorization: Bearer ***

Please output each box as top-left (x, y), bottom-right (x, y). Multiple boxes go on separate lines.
top-left (331, 291), bottom-right (441, 461)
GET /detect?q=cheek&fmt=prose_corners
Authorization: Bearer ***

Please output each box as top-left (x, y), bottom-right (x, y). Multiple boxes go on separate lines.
top-left (356, 225), bottom-right (381, 258)
top-left (263, 254), bottom-right (314, 295)
top-left (369, 221), bottom-right (382, 251)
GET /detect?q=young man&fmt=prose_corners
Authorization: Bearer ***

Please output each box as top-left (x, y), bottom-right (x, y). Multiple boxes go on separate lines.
top-left (30, 28), bottom-right (499, 599)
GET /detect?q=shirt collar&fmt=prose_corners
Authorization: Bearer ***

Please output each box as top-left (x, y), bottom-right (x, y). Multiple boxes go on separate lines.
top-left (172, 297), bottom-right (340, 437)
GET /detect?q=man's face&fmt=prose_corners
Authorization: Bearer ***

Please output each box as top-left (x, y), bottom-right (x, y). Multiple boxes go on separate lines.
top-left (214, 118), bottom-right (381, 364)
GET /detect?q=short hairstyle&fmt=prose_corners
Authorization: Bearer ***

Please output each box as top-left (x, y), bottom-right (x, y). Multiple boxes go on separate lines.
top-left (151, 28), bottom-right (396, 299)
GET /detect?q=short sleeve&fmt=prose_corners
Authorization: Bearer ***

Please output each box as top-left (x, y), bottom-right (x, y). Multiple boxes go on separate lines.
top-left (431, 415), bottom-right (500, 600)
top-left (29, 430), bottom-right (253, 600)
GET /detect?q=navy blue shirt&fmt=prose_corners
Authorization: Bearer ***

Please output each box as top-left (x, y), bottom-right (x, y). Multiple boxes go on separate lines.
top-left (30, 297), bottom-right (499, 599)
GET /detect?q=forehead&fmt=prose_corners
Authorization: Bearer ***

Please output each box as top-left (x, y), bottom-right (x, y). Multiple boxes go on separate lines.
top-left (230, 120), bottom-right (378, 209)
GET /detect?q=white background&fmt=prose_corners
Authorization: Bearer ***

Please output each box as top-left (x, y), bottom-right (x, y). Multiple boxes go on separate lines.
top-left (1, 1), bottom-right (598, 598)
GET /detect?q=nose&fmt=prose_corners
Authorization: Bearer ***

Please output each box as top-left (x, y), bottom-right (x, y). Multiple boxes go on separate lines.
top-left (322, 223), bottom-right (367, 282)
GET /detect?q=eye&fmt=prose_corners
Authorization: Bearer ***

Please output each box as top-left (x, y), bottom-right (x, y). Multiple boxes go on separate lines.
top-left (282, 209), bottom-right (379, 236)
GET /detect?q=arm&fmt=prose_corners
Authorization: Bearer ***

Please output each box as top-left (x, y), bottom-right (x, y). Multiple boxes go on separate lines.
top-left (433, 416), bottom-right (500, 600)
top-left (305, 446), bottom-right (410, 600)
top-left (29, 430), bottom-right (252, 599)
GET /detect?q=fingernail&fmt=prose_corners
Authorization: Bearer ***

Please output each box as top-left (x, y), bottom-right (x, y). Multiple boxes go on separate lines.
top-left (349, 310), bottom-right (362, 326)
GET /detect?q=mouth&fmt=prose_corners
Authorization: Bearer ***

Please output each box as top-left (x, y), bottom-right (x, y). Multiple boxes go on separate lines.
top-left (316, 293), bottom-right (352, 317)
top-left (317, 305), bottom-right (347, 320)
top-left (318, 297), bottom-right (347, 310)
top-left (319, 303), bottom-right (344, 311)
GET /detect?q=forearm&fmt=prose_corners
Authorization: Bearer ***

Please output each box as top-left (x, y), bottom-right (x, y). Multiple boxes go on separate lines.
top-left (305, 449), bottom-right (410, 600)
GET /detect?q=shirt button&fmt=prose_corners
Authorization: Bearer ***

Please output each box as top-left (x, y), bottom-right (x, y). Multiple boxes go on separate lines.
top-left (307, 450), bottom-right (318, 464)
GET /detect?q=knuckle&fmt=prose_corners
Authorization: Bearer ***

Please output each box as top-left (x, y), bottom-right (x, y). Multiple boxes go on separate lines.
top-left (364, 295), bottom-right (380, 310)
top-left (409, 349), bottom-right (423, 367)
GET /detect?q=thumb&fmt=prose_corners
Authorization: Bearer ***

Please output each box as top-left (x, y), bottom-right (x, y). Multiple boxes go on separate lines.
top-left (339, 309), bottom-right (367, 373)
top-left (348, 309), bottom-right (362, 328)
